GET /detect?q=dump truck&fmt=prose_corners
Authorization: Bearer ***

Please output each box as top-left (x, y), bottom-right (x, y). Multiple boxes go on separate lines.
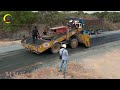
top-left (83, 19), bottom-right (104, 35)
top-left (67, 17), bottom-right (103, 34)
top-left (21, 18), bottom-right (103, 54)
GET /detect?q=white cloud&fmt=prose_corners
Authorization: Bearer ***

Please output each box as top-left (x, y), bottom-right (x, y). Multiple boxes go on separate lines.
top-left (83, 11), bottom-right (104, 14)
top-left (32, 11), bottom-right (38, 12)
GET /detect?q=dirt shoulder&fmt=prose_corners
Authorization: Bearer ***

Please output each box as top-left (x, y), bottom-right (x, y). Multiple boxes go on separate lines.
top-left (0, 39), bottom-right (21, 47)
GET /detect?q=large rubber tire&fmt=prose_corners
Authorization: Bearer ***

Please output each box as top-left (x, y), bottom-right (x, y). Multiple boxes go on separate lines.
top-left (50, 43), bottom-right (61, 54)
top-left (70, 38), bottom-right (78, 48)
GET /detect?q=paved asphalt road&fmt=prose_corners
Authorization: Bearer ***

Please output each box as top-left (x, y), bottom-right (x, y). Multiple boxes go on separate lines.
top-left (0, 45), bottom-right (87, 76)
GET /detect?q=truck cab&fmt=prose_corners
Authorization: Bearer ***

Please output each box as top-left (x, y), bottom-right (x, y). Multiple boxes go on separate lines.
top-left (67, 18), bottom-right (84, 29)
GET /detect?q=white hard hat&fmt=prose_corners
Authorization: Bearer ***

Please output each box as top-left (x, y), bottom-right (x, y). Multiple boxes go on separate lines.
top-left (69, 20), bottom-right (73, 22)
top-left (62, 44), bottom-right (67, 48)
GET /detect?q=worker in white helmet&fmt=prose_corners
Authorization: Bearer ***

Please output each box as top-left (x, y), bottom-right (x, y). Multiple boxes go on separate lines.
top-left (58, 44), bottom-right (69, 74)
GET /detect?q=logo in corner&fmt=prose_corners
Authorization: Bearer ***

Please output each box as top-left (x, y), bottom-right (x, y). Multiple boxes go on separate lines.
top-left (3, 14), bottom-right (12, 24)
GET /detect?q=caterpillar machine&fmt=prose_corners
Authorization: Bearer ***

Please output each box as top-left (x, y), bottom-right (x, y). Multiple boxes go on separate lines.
top-left (21, 17), bottom-right (103, 54)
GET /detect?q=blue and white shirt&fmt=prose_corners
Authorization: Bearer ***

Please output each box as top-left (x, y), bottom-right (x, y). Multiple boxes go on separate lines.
top-left (59, 48), bottom-right (69, 60)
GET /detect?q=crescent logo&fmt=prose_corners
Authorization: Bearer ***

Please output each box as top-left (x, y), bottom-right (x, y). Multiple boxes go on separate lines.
top-left (43, 43), bottom-right (50, 48)
top-left (3, 14), bottom-right (12, 24)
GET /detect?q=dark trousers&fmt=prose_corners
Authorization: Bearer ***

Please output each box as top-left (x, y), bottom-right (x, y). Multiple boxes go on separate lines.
top-left (32, 35), bottom-right (37, 44)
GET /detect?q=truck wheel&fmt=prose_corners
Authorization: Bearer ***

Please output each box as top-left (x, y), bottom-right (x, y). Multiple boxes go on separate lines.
top-left (51, 43), bottom-right (61, 54)
top-left (70, 38), bottom-right (78, 48)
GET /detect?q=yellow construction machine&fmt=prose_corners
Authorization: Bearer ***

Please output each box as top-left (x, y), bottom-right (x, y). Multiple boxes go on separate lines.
top-left (21, 18), bottom-right (102, 54)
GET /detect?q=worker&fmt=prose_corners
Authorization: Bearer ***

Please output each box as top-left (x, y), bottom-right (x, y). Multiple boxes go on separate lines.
top-left (72, 20), bottom-right (76, 28)
top-left (58, 44), bottom-right (69, 74)
top-left (32, 26), bottom-right (39, 44)
top-left (37, 32), bottom-right (41, 39)
top-left (43, 27), bottom-right (49, 36)
top-left (43, 29), bottom-right (47, 35)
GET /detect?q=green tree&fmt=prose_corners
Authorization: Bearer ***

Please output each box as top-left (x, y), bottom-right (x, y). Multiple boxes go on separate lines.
top-left (0, 11), bottom-right (38, 32)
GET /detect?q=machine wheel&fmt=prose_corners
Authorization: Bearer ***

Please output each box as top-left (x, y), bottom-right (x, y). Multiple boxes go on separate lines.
top-left (50, 43), bottom-right (61, 54)
top-left (70, 38), bottom-right (78, 48)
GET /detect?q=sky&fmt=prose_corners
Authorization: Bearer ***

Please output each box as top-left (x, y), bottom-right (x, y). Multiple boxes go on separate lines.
top-left (83, 11), bottom-right (120, 14)
top-left (32, 11), bottom-right (120, 14)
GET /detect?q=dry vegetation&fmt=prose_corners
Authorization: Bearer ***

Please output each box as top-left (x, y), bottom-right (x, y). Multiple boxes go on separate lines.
top-left (104, 20), bottom-right (120, 31)
top-left (0, 39), bottom-right (21, 47)
top-left (1, 11), bottom-right (120, 39)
